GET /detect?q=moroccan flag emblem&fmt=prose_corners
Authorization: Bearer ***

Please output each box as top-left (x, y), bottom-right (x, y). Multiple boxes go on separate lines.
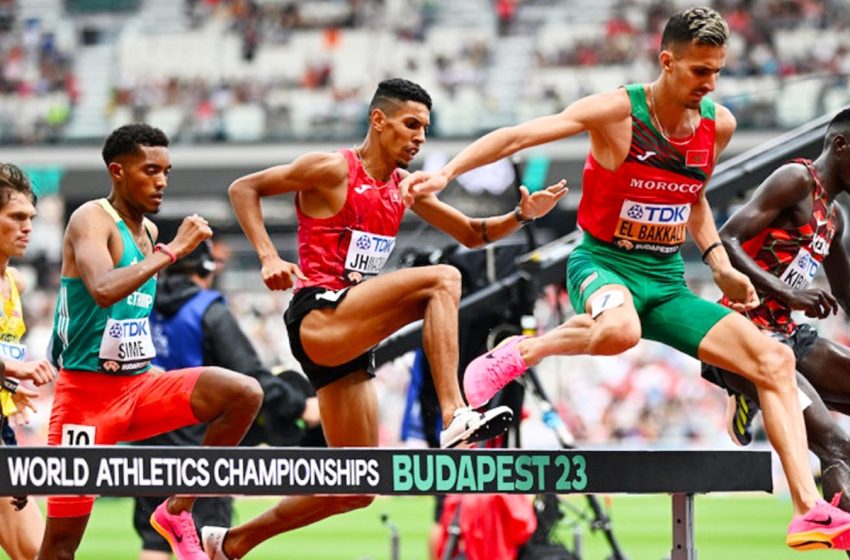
top-left (686, 150), bottom-right (710, 167)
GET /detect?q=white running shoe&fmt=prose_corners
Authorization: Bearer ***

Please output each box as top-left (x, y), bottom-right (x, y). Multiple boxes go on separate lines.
top-left (201, 526), bottom-right (232, 560)
top-left (439, 406), bottom-right (513, 448)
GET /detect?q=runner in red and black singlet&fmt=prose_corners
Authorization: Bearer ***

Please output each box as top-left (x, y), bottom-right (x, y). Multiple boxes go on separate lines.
top-left (400, 7), bottom-right (850, 551)
top-left (700, 109), bottom-right (850, 519)
top-left (202, 78), bottom-right (568, 560)
top-left (723, 159), bottom-right (837, 334)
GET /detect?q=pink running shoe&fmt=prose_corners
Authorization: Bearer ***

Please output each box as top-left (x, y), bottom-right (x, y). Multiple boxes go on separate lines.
top-left (463, 335), bottom-right (529, 409)
top-left (787, 493), bottom-right (850, 550)
top-left (150, 500), bottom-right (209, 560)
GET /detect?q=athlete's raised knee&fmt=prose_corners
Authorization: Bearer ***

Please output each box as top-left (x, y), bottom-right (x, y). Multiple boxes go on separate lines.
top-left (754, 341), bottom-right (795, 391)
top-left (429, 264), bottom-right (461, 297)
top-left (589, 321), bottom-right (640, 355)
top-left (209, 367), bottom-right (264, 412)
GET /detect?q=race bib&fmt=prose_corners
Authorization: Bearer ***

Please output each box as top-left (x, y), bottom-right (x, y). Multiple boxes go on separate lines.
top-left (780, 249), bottom-right (819, 290)
top-left (343, 230), bottom-right (396, 284)
top-left (61, 424), bottom-right (96, 446)
top-left (98, 317), bottom-right (156, 373)
top-left (613, 200), bottom-right (690, 255)
top-left (0, 341), bottom-right (27, 361)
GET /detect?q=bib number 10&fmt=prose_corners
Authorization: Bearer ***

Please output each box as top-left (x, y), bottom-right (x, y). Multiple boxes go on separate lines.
top-left (61, 424), bottom-right (96, 446)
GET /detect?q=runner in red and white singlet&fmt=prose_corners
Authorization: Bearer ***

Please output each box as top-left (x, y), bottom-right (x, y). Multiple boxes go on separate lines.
top-left (203, 78), bottom-right (568, 560)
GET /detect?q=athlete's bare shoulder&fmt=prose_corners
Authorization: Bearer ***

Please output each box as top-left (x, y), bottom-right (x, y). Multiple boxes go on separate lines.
top-left (285, 150), bottom-right (349, 193)
top-left (7, 266), bottom-right (26, 294)
top-left (713, 103), bottom-right (737, 155)
top-left (65, 200), bottom-right (115, 240)
top-left (566, 88), bottom-right (632, 130)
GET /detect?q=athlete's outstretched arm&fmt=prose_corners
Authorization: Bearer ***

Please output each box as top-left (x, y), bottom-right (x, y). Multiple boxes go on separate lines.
top-left (721, 163), bottom-right (838, 318)
top-left (229, 152), bottom-right (347, 290)
top-left (399, 90), bottom-right (628, 202)
top-left (823, 207), bottom-right (850, 314)
top-left (411, 180), bottom-right (567, 247)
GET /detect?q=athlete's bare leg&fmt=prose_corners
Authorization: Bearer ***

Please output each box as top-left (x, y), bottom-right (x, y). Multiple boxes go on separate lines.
top-left (515, 285), bottom-right (642, 365)
top-left (721, 370), bottom-right (850, 512)
top-left (36, 516), bottom-right (89, 560)
top-left (797, 339), bottom-right (850, 409)
top-left (37, 367), bottom-right (262, 559)
top-left (217, 370), bottom-right (378, 559)
top-left (0, 497), bottom-right (43, 560)
top-left (300, 264), bottom-right (466, 424)
top-left (699, 312), bottom-right (819, 514)
top-left (161, 367), bottom-right (263, 514)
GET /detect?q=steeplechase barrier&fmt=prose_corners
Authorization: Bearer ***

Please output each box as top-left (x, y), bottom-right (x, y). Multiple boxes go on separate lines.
top-left (0, 447), bottom-right (771, 559)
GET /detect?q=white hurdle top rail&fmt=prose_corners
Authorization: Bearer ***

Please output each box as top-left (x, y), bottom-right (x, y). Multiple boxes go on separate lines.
top-left (0, 447), bottom-right (772, 560)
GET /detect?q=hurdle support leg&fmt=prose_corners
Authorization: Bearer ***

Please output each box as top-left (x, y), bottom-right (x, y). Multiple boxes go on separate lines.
top-left (671, 493), bottom-right (696, 560)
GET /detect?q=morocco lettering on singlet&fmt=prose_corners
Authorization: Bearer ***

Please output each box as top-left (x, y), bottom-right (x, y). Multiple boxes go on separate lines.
top-left (613, 200), bottom-right (690, 253)
top-left (628, 178), bottom-right (702, 194)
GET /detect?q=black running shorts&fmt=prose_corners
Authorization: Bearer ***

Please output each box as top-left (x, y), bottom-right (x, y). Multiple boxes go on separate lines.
top-left (284, 286), bottom-right (376, 390)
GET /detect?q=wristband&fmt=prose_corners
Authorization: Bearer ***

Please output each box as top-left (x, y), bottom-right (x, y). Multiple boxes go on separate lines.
top-left (154, 243), bottom-right (177, 264)
top-left (701, 241), bottom-right (723, 264)
top-left (1, 377), bottom-right (19, 393)
top-left (514, 206), bottom-right (534, 226)
top-left (480, 219), bottom-right (492, 243)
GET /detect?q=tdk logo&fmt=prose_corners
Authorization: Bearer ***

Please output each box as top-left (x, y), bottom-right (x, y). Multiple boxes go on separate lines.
top-left (629, 178), bottom-right (701, 194)
top-left (644, 205), bottom-right (688, 222)
top-left (108, 320), bottom-right (149, 339)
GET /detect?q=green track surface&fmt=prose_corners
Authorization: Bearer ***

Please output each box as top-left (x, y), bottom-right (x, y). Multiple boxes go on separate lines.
top-left (9, 494), bottom-right (841, 559)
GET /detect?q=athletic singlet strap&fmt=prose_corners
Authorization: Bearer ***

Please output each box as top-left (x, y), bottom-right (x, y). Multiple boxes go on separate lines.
top-left (97, 198), bottom-right (156, 246)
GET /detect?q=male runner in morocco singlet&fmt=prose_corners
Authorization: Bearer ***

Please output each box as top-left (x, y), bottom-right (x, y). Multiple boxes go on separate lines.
top-left (702, 108), bottom-right (850, 521)
top-left (199, 78), bottom-right (567, 560)
top-left (400, 7), bottom-right (850, 552)
top-left (39, 124), bottom-right (264, 560)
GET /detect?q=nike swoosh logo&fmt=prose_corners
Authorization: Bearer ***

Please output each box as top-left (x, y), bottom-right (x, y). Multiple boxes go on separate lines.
top-left (354, 184), bottom-right (372, 194)
top-left (636, 151), bottom-right (657, 161)
top-left (165, 519), bottom-right (184, 542)
top-left (808, 515), bottom-right (833, 526)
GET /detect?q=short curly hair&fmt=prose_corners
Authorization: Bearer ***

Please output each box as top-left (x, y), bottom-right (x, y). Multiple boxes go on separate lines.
top-left (661, 7), bottom-right (730, 51)
top-left (0, 163), bottom-right (37, 209)
top-left (369, 78), bottom-right (432, 114)
top-left (102, 123), bottom-right (169, 165)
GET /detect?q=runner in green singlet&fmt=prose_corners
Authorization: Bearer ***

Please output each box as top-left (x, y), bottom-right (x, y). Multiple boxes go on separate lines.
top-left (400, 6), bottom-right (850, 552)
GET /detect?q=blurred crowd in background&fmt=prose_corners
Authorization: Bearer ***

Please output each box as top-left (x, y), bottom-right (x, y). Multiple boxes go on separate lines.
top-left (4, 0), bottom-right (850, 464)
top-left (2, 0), bottom-right (850, 144)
